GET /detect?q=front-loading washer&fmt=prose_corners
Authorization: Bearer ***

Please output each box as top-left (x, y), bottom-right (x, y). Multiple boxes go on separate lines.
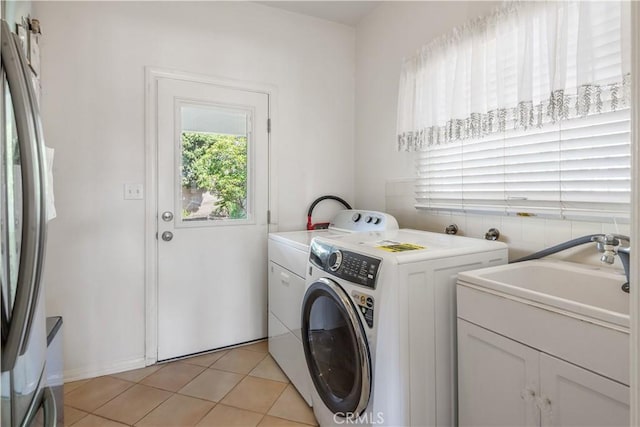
top-left (268, 210), bottom-right (398, 405)
top-left (302, 230), bottom-right (508, 426)
top-left (302, 237), bottom-right (383, 426)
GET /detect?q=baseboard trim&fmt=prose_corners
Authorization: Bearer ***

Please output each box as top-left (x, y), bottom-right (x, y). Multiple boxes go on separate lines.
top-left (63, 357), bottom-right (146, 383)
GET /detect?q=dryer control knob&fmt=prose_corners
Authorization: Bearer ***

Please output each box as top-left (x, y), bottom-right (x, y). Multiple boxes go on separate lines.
top-left (328, 250), bottom-right (343, 272)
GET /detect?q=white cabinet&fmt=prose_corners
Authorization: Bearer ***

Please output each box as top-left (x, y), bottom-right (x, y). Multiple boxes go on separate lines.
top-left (539, 353), bottom-right (629, 427)
top-left (458, 320), bottom-right (539, 426)
top-left (458, 320), bottom-right (629, 427)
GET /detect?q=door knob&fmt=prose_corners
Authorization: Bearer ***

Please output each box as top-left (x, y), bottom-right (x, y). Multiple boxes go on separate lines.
top-left (161, 211), bottom-right (174, 222)
top-left (161, 231), bottom-right (173, 241)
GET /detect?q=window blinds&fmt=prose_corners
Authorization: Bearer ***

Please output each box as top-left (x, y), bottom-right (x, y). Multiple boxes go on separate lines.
top-left (415, 108), bottom-right (630, 219)
top-left (411, 1), bottom-right (631, 220)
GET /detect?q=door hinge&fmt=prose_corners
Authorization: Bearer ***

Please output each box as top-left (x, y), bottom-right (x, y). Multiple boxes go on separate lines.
top-left (267, 118), bottom-right (271, 133)
top-left (267, 210), bottom-right (271, 224)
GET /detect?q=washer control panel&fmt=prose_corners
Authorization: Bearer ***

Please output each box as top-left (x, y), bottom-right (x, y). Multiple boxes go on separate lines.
top-left (310, 240), bottom-right (382, 289)
top-left (328, 210), bottom-right (399, 233)
top-left (352, 291), bottom-right (374, 328)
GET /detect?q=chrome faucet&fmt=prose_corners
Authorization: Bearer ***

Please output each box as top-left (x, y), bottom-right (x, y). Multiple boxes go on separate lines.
top-left (512, 233), bottom-right (631, 293)
top-left (592, 234), bottom-right (631, 293)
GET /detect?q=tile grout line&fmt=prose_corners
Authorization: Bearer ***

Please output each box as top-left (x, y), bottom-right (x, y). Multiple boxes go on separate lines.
top-left (193, 351), bottom-right (281, 418)
top-left (67, 410), bottom-right (89, 427)
top-left (264, 381), bottom-right (318, 426)
top-left (262, 380), bottom-right (290, 420)
top-left (191, 402), bottom-right (218, 427)
top-left (185, 349), bottom-right (270, 427)
top-left (90, 382), bottom-right (174, 426)
top-left (130, 366), bottom-right (214, 426)
top-left (64, 378), bottom-right (137, 414)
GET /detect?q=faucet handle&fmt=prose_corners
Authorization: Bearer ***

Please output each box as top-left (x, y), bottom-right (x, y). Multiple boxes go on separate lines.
top-left (596, 234), bottom-right (621, 265)
top-left (603, 234), bottom-right (620, 246)
top-left (592, 234), bottom-right (620, 252)
top-left (591, 234), bottom-right (619, 245)
top-left (485, 228), bottom-right (500, 241)
top-left (445, 224), bottom-right (459, 235)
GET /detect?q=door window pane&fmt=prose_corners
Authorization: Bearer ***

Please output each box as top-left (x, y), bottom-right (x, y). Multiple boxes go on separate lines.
top-left (180, 105), bottom-right (249, 222)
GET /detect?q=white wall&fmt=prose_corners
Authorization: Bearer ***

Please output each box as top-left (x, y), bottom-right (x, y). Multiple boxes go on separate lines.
top-left (355, 2), bottom-right (630, 265)
top-left (34, 1), bottom-right (356, 379)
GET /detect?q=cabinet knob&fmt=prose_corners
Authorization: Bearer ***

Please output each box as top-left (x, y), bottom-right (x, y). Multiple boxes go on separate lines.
top-left (536, 396), bottom-right (552, 414)
top-left (520, 387), bottom-right (536, 402)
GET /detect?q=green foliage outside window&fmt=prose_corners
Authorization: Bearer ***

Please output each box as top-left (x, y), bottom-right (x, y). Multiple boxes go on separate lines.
top-left (181, 132), bottom-right (247, 219)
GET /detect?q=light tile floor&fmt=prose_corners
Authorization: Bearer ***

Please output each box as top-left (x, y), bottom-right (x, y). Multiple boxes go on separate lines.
top-left (63, 341), bottom-right (317, 427)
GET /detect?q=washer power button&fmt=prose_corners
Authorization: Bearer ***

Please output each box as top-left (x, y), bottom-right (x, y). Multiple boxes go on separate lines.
top-left (328, 250), bottom-right (343, 272)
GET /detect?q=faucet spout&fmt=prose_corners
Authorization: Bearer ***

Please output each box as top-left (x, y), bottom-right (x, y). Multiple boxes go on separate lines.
top-left (616, 246), bottom-right (631, 293)
top-left (594, 234), bottom-right (631, 293)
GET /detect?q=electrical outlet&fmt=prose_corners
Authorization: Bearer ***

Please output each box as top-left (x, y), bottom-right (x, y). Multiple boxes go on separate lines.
top-left (124, 183), bottom-right (144, 200)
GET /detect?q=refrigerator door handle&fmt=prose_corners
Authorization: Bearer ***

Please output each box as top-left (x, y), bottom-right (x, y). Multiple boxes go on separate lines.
top-left (0, 20), bottom-right (45, 372)
top-left (12, 26), bottom-right (48, 357)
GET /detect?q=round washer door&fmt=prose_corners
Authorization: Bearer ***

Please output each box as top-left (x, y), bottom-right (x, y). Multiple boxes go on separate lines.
top-left (301, 278), bottom-right (371, 416)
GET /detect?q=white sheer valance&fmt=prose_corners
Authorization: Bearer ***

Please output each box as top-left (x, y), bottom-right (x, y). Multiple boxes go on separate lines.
top-left (397, 1), bottom-right (632, 151)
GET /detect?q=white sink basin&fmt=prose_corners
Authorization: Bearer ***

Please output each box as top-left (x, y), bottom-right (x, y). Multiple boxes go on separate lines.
top-left (458, 260), bottom-right (629, 328)
top-left (457, 259), bottom-right (630, 385)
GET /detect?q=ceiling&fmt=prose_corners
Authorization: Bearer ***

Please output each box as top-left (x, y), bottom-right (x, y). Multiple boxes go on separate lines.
top-left (256, 1), bottom-right (382, 27)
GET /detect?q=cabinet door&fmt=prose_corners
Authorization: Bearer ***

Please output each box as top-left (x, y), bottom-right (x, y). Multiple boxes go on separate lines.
top-left (458, 320), bottom-right (540, 427)
top-left (539, 354), bottom-right (629, 427)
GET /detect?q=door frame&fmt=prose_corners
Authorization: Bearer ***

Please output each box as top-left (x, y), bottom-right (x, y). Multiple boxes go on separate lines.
top-left (631, 2), bottom-right (640, 424)
top-left (144, 67), bottom-right (278, 365)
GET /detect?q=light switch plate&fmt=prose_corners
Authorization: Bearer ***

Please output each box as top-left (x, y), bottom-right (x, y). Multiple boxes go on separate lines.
top-left (124, 183), bottom-right (144, 200)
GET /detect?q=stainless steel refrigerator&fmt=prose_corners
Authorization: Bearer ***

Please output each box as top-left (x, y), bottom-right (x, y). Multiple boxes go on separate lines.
top-left (1, 18), bottom-right (57, 426)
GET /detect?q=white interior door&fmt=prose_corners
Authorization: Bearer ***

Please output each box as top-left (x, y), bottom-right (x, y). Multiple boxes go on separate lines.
top-left (156, 77), bottom-right (269, 361)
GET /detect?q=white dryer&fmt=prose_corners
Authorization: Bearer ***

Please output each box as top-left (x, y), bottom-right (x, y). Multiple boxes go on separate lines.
top-left (268, 210), bottom-right (398, 405)
top-left (301, 230), bottom-right (508, 426)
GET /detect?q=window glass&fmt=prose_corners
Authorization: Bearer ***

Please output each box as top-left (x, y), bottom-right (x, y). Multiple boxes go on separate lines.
top-left (179, 105), bottom-right (249, 222)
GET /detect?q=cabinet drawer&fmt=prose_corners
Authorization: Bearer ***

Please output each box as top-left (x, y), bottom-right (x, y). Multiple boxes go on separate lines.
top-left (269, 262), bottom-right (306, 337)
top-left (268, 239), bottom-right (308, 278)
